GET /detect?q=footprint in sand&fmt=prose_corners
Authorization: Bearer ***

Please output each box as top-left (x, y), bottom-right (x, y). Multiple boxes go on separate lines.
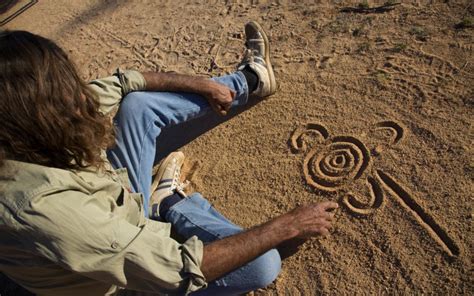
top-left (289, 121), bottom-right (459, 257)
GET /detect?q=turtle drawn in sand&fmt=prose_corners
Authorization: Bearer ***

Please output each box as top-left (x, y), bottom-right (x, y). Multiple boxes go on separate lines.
top-left (290, 121), bottom-right (404, 215)
top-left (289, 121), bottom-right (460, 257)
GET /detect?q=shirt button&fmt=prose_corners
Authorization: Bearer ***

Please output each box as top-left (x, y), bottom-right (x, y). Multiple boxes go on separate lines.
top-left (111, 241), bottom-right (119, 249)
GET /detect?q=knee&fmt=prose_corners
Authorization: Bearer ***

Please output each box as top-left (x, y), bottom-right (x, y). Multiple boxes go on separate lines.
top-left (117, 91), bottom-right (151, 118)
top-left (247, 249), bottom-right (281, 289)
top-left (120, 91), bottom-right (146, 111)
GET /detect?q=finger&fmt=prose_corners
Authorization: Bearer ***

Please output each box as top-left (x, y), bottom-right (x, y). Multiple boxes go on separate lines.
top-left (218, 99), bottom-right (232, 112)
top-left (209, 100), bottom-right (225, 116)
top-left (316, 218), bottom-right (332, 229)
top-left (322, 211), bottom-right (335, 221)
top-left (313, 210), bottom-right (333, 221)
top-left (222, 91), bottom-right (234, 111)
top-left (216, 104), bottom-right (227, 116)
top-left (319, 201), bottom-right (339, 211)
top-left (320, 228), bottom-right (330, 236)
top-left (222, 103), bottom-right (232, 112)
top-left (310, 226), bottom-right (329, 237)
top-left (323, 220), bottom-right (334, 229)
top-left (212, 102), bottom-right (226, 116)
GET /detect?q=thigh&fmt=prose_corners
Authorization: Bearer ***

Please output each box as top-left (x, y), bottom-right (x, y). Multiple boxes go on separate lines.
top-left (120, 71), bottom-right (248, 131)
top-left (165, 193), bottom-right (242, 241)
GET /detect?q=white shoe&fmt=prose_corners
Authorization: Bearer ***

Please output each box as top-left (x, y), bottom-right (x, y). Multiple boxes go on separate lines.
top-left (237, 21), bottom-right (277, 98)
top-left (149, 152), bottom-right (187, 217)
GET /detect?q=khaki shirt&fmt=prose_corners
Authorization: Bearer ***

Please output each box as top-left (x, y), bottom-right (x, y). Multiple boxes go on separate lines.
top-left (0, 70), bottom-right (206, 296)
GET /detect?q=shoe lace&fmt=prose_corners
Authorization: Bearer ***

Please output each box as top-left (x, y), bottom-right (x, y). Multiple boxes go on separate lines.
top-left (241, 49), bottom-right (260, 62)
top-left (171, 166), bottom-right (189, 196)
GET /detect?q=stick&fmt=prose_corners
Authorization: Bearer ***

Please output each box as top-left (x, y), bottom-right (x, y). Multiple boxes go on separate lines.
top-left (340, 2), bottom-right (401, 14)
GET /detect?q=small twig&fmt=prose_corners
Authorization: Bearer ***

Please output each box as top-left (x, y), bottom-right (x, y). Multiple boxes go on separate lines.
top-left (340, 3), bottom-right (401, 14)
top-left (208, 28), bottom-right (228, 72)
top-left (461, 2), bottom-right (473, 19)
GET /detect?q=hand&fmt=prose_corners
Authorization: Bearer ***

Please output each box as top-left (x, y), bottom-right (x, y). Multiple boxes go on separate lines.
top-left (200, 200), bottom-right (338, 281)
top-left (203, 80), bottom-right (236, 116)
top-left (287, 201), bottom-right (339, 239)
top-left (142, 72), bottom-right (236, 115)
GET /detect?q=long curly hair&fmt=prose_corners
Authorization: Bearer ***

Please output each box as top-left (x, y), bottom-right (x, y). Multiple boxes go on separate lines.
top-left (0, 30), bottom-right (114, 170)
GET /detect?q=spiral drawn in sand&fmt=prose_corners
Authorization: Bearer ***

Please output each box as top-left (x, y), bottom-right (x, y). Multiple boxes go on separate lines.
top-left (303, 136), bottom-right (370, 192)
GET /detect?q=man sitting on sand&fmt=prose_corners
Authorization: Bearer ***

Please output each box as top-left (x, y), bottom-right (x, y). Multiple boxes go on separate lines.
top-left (0, 22), bottom-right (337, 295)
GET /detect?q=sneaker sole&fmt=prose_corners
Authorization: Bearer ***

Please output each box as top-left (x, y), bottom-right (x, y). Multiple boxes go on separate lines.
top-left (150, 151), bottom-right (185, 194)
top-left (246, 21), bottom-right (277, 94)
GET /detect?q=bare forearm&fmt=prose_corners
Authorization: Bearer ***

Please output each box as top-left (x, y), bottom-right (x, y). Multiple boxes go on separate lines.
top-left (141, 71), bottom-right (235, 115)
top-left (201, 212), bottom-right (296, 282)
top-left (142, 72), bottom-right (210, 94)
top-left (200, 202), bottom-right (337, 282)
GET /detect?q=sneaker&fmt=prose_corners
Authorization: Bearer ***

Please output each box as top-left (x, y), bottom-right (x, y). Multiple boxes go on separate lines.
top-left (237, 21), bottom-right (277, 98)
top-left (149, 152), bottom-right (187, 212)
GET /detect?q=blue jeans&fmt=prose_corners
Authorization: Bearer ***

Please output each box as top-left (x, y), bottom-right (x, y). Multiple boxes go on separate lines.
top-left (107, 72), bottom-right (281, 295)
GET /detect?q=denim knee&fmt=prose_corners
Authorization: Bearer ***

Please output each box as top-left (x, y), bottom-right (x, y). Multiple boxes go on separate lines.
top-left (247, 249), bottom-right (281, 289)
top-left (118, 91), bottom-right (150, 119)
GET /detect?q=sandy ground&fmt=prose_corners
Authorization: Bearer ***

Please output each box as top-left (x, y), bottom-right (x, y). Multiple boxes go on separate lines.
top-left (2, 0), bottom-right (473, 295)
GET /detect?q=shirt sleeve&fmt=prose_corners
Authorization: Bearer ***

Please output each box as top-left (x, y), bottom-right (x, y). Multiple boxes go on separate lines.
top-left (20, 189), bottom-right (207, 295)
top-left (88, 69), bottom-right (147, 116)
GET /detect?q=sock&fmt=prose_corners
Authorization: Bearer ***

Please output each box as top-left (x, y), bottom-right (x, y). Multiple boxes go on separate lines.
top-left (241, 66), bottom-right (259, 92)
top-left (159, 192), bottom-right (183, 220)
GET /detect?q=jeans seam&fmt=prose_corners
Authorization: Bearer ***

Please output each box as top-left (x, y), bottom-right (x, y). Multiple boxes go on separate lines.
top-left (136, 118), bottom-right (157, 201)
